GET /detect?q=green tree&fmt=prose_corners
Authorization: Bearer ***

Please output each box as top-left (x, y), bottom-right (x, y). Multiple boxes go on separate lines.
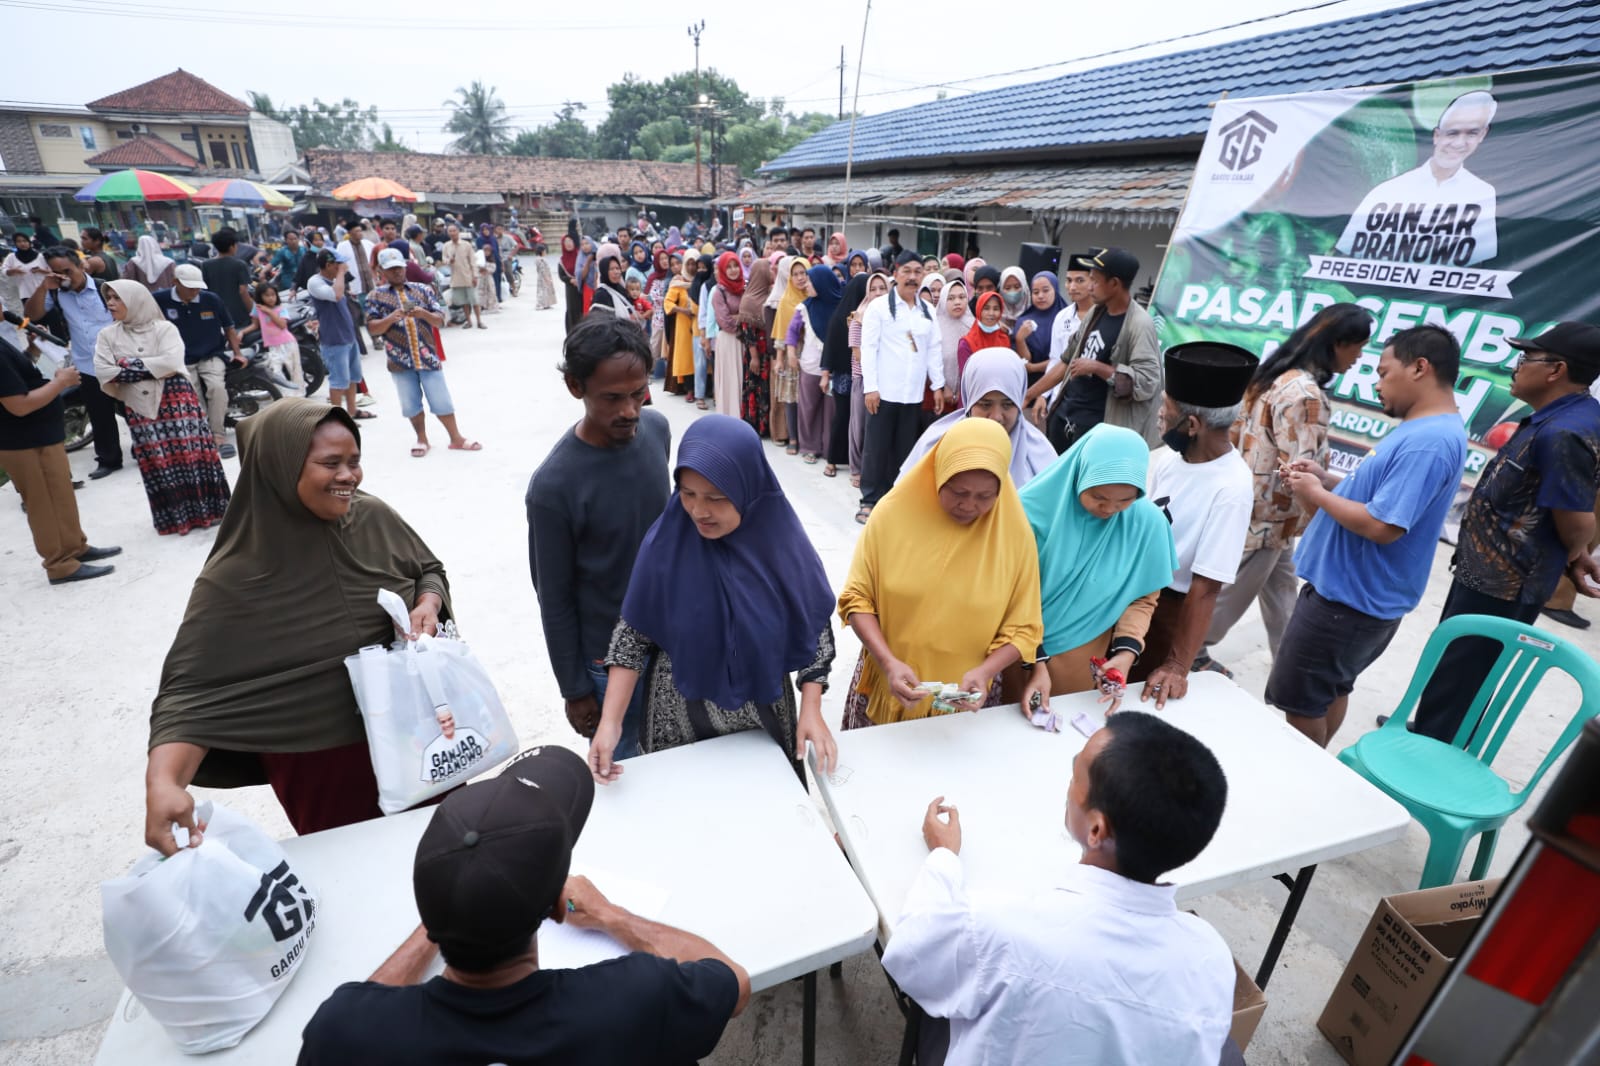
top-left (372, 124), bottom-right (408, 152)
top-left (443, 82), bottom-right (513, 155)
top-left (249, 93), bottom-right (380, 150)
top-left (595, 69), bottom-right (760, 160)
top-left (508, 102), bottom-right (595, 159)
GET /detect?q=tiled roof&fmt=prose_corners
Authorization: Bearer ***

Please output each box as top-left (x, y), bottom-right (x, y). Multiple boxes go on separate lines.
top-left (305, 150), bottom-right (740, 201)
top-left (87, 70), bottom-right (250, 116)
top-left (765, 0), bottom-right (1600, 173)
top-left (727, 159), bottom-right (1192, 227)
top-left (84, 134), bottom-right (200, 170)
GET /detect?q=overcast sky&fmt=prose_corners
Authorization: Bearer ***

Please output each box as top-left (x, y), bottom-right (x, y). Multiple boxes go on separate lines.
top-left (6, 0), bottom-right (1410, 154)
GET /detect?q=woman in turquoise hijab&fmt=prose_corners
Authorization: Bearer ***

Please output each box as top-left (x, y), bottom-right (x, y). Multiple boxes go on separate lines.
top-left (1012, 424), bottom-right (1177, 712)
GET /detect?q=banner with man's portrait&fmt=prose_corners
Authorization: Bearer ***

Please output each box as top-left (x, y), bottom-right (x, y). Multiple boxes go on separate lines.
top-left (1149, 64), bottom-right (1600, 482)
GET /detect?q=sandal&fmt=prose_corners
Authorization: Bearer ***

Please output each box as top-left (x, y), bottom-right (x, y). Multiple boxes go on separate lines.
top-left (849, 474), bottom-right (861, 488)
top-left (410, 442), bottom-right (430, 458)
top-left (696, 400), bottom-right (708, 410)
top-left (1190, 653), bottom-right (1234, 679)
top-left (823, 464), bottom-right (837, 477)
top-left (786, 444), bottom-right (800, 456)
top-left (802, 453), bottom-right (818, 465)
top-left (449, 440), bottom-right (484, 451)
top-left (353, 410), bottom-right (377, 419)
top-left (855, 505), bottom-right (872, 525)
top-left (476, 322), bottom-right (488, 330)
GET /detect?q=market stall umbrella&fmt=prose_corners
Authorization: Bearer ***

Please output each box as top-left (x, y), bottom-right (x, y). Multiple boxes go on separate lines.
top-left (330, 177), bottom-right (417, 202)
top-left (73, 168), bottom-right (198, 203)
top-left (190, 178), bottom-right (294, 210)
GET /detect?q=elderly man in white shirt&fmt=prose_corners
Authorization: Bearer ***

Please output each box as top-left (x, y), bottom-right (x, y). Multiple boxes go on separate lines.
top-left (882, 711), bottom-right (1237, 1066)
top-left (1335, 90), bottom-right (1499, 267)
top-left (335, 221), bottom-right (379, 305)
top-left (858, 251), bottom-right (948, 520)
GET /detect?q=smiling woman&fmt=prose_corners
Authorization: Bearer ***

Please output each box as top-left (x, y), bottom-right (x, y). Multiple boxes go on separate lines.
top-left (143, 399), bottom-right (454, 852)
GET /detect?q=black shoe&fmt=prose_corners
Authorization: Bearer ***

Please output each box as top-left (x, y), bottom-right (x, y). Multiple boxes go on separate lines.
top-left (1376, 714), bottom-right (1390, 727)
top-left (87, 464), bottom-right (121, 480)
top-left (218, 443), bottom-right (237, 459)
top-left (50, 562), bottom-right (115, 585)
top-left (1541, 607), bottom-right (1591, 630)
top-left (77, 545), bottom-right (123, 563)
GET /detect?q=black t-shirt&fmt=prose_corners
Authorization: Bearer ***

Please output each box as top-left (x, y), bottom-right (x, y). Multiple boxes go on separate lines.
top-left (200, 253), bottom-right (253, 327)
top-left (1059, 309), bottom-right (1125, 430)
top-left (0, 336), bottom-right (64, 449)
top-left (296, 952), bottom-right (739, 1066)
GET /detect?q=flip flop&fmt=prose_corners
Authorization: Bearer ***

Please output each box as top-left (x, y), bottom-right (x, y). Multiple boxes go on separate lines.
top-left (855, 505), bottom-right (872, 525)
top-left (353, 410), bottom-right (377, 419)
top-left (449, 440), bottom-right (484, 451)
top-left (823, 464), bottom-right (837, 477)
top-left (410, 443), bottom-right (430, 458)
top-left (1190, 653), bottom-right (1235, 679)
top-left (849, 474), bottom-right (861, 488)
top-left (802, 453), bottom-right (818, 465)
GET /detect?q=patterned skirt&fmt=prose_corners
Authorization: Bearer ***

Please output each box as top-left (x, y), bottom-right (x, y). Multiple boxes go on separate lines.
top-left (736, 321), bottom-right (771, 437)
top-left (128, 376), bottom-right (231, 536)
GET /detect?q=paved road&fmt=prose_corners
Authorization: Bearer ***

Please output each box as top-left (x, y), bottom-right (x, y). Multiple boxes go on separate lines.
top-left (3, 263), bottom-right (1595, 1064)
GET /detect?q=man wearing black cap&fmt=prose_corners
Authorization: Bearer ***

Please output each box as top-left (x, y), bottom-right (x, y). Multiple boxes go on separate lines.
top-left (297, 746), bottom-right (748, 1065)
top-left (1028, 248), bottom-right (1162, 451)
top-left (1133, 342), bottom-right (1257, 709)
top-left (1407, 322), bottom-right (1600, 741)
top-left (1269, 326), bottom-right (1467, 747)
top-left (1027, 251), bottom-right (1099, 436)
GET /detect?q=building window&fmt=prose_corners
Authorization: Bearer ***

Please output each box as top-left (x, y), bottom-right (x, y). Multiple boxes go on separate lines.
top-left (116, 129), bottom-right (133, 140)
top-left (80, 126), bottom-right (97, 150)
top-left (231, 142), bottom-right (245, 169)
top-left (38, 123), bottom-right (71, 138)
top-left (208, 141), bottom-right (228, 166)
top-left (181, 131), bottom-right (198, 142)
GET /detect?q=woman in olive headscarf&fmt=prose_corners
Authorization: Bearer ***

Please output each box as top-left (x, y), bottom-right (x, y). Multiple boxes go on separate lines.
top-left (142, 399), bottom-right (454, 855)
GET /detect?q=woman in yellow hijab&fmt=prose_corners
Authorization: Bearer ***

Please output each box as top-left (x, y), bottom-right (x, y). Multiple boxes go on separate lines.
top-left (838, 417), bottom-right (1043, 726)
top-left (770, 255), bottom-right (808, 450)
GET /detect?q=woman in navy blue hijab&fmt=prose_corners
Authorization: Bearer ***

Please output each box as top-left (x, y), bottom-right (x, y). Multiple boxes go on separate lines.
top-left (588, 415), bottom-right (839, 783)
top-left (1014, 269), bottom-right (1066, 388)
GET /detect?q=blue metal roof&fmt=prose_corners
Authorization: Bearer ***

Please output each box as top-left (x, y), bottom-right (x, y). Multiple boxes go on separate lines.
top-left (762, 0), bottom-right (1600, 173)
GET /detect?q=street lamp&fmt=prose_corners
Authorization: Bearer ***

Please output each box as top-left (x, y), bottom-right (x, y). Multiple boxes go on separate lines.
top-left (688, 20), bottom-right (706, 192)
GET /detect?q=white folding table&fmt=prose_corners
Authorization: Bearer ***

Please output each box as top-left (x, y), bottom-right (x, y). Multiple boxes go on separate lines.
top-left (811, 673), bottom-right (1411, 1061)
top-left (96, 731), bottom-right (878, 1066)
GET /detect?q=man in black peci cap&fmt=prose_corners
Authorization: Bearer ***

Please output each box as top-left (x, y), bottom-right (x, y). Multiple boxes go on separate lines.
top-left (1133, 342), bottom-right (1257, 710)
top-left (1409, 322), bottom-right (1600, 741)
top-left (296, 746), bottom-right (750, 1065)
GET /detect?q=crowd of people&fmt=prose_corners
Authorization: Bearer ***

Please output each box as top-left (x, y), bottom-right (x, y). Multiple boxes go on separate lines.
top-left (5, 206), bottom-right (1600, 1064)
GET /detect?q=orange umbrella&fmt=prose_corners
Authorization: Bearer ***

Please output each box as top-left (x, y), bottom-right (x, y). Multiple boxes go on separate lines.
top-left (330, 176), bottom-right (418, 202)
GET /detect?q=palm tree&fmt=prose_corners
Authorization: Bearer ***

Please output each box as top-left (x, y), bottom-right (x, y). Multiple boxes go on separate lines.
top-left (372, 123), bottom-right (408, 153)
top-left (443, 82), bottom-right (513, 155)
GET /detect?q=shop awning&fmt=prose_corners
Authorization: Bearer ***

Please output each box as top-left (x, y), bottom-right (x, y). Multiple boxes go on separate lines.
top-left (720, 158), bottom-right (1193, 228)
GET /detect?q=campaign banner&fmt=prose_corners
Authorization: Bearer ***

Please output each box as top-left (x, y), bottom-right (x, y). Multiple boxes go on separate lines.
top-left (1150, 64), bottom-right (1600, 481)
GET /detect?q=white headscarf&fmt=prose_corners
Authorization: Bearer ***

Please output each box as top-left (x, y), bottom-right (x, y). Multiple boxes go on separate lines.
top-left (132, 234), bottom-right (174, 283)
top-left (897, 349), bottom-right (1057, 488)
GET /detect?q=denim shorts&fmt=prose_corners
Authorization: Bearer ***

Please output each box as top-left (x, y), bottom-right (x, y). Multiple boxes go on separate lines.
top-left (390, 368), bottom-right (454, 418)
top-left (1264, 584), bottom-right (1402, 719)
top-left (323, 342), bottom-right (362, 390)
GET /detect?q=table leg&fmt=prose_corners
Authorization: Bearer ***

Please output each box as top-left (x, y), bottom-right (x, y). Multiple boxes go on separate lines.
top-left (1255, 864), bottom-right (1316, 990)
top-left (803, 970), bottom-right (817, 1066)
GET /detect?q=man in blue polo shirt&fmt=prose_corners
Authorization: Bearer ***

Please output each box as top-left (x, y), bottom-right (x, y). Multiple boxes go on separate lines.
top-left (1267, 325), bottom-right (1468, 747)
top-left (155, 263), bottom-right (246, 459)
top-left (1411, 322), bottom-right (1600, 740)
top-left (24, 247), bottom-right (123, 479)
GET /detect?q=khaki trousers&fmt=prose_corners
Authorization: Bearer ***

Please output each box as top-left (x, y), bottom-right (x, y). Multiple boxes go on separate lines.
top-left (1203, 545), bottom-right (1300, 661)
top-left (186, 358), bottom-right (227, 441)
top-left (0, 442), bottom-right (88, 579)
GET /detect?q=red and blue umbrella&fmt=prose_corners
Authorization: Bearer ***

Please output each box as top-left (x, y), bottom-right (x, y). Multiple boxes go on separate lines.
top-left (190, 179), bottom-right (294, 210)
top-left (73, 168), bottom-right (197, 203)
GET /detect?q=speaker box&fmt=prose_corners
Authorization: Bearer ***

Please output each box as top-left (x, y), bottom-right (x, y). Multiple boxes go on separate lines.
top-left (1018, 242), bottom-right (1061, 280)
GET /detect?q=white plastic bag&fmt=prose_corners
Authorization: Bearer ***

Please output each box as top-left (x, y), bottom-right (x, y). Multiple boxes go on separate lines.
top-left (101, 802), bottom-right (317, 1054)
top-left (345, 589), bottom-right (518, 814)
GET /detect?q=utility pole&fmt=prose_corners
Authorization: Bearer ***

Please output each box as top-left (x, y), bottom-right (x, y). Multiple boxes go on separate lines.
top-left (838, 46), bottom-right (846, 121)
top-left (688, 20), bottom-right (706, 192)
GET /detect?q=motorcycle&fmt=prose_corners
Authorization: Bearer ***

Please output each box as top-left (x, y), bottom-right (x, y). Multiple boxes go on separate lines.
top-left (234, 294), bottom-right (327, 398)
top-left (223, 346), bottom-right (283, 427)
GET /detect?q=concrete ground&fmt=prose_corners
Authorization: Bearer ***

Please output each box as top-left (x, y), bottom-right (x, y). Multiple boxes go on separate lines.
top-left (2, 263), bottom-right (1596, 1065)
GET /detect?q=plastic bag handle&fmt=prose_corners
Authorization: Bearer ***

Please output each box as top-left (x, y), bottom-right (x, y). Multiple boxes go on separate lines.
top-left (410, 634), bottom-right (451, 717)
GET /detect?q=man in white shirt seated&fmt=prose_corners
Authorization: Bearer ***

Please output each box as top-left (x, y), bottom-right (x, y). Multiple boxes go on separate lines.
top-left (882, 711), bottom-right (1237, 1066)
top-left (1133, 342), bottom-right (1258, 707)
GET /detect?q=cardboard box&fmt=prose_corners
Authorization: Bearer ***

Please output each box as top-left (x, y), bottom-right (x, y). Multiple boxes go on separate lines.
top-left (1317, 879), bottom-right (1500, 1066)
top-left (1230, 957), bottom-right (1268, 1052)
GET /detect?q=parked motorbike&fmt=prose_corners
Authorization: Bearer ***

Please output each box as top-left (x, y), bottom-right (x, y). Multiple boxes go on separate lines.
top-left (223, 347), bottom-right (283, 427)
top-left (234, 295), bottom-right (327, 398)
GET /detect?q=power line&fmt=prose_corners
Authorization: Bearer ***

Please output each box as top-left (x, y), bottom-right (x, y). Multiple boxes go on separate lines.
top-left (0, 0), bottom-right (670, 32)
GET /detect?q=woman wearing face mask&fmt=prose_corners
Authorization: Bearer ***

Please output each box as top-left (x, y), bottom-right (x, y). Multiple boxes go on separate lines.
top-left (587, 415), bottom-right (838, 783)
top-left (142, 400), bottom-right (453, 854)
top-left (899, 349), bottom-right (1056, 488)
top-left (838, 417), bottom-right (1043, 727)
top-left (998, 266), bottom-right (1029, 331)
top-left (1013, 424), bottom-right (1177, 714)
top-left (957, 291), bottom-right (1014, 377)
top-left (1195, 302), bottom-right (1373, 678)
top-left (1014, 270), bottom-right (1066, 389)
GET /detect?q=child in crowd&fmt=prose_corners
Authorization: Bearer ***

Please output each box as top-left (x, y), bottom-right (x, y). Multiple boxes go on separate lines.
top-left (627, 276), bottom-right (652, 328)
top-left (252, 281), bottom-right (304, 395)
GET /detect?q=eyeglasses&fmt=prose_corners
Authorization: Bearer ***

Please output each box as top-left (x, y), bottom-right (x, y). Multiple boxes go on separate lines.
top-left (1512, 352), bottom-right (1565, 370)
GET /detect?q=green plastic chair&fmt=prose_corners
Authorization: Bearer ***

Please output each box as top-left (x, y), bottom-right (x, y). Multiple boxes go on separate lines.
top-left (1338, 613), bottom-right (1600, 890)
